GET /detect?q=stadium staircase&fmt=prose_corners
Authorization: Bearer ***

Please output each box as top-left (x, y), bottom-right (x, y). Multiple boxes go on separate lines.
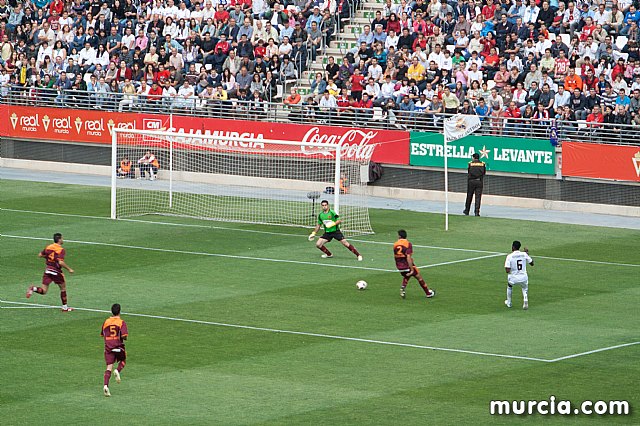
top-left (295, 0), bottom-right (390, 96)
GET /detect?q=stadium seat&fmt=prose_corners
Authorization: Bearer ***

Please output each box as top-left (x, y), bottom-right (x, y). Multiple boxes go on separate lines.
top-left (487, 80), bottom-right (496, 90)
top-left (560, 34), bottom-right (570, 46)
top-left (372, 107), bottom-right (385, 121)
top-left (446, 45), bottom-right (455, 54)
top-left (616, 35), bottom-right (628, 50)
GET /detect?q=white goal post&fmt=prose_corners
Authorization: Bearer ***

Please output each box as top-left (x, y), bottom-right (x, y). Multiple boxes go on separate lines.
top-left (111, 128), bottom-right (374, 236)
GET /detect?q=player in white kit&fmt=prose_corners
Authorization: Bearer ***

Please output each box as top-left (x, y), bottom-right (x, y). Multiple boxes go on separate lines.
top-left (504, 240), bottom-right (534, 310)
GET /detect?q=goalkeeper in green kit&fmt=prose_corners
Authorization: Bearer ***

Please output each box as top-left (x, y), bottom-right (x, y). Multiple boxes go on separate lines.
top-left (308, 200), bottom-right (363, 261)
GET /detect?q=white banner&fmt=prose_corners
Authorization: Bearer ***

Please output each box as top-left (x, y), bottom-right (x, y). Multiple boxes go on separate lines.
top-left (443, 114), bottom-right (482, 143)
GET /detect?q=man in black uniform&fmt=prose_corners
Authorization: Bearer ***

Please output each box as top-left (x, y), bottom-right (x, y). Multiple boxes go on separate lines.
top-left (463, 153), bottom-right (486, 216)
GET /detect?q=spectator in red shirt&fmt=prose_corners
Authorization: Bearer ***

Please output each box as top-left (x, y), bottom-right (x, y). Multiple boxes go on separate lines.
top-left (115, 60), bottom-right (133, 84)
top-left (350, 68), bottom-right (365, 101)
top-left (215, 34), bottom-right (231, 55)
top-left (504, 101), bottom-right (523, 135)
top-left (586, 104), bottom-right (604, 128)
top-left (214, 4), bottom-right (230, 25)
top-left (49, 0), bottom-right (64, 16)
top-left (147, 81), bottom-right (164, 108)
top-left (254, 39), bottom-right (266, 58)
top-left (482, 0), bottom-right (498, 20)
top-left (356, 92), bottom-right (374, 125)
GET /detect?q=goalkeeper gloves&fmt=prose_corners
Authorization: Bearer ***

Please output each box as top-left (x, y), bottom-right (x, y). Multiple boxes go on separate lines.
top-left (308, 232), bottom-right (316, 241)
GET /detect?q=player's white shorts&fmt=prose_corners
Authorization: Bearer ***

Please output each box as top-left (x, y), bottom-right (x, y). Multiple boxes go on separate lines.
top-left (508, 278), bottom-right (528, 291)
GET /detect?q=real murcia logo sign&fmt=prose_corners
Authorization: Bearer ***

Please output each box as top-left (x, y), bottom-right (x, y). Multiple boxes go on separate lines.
top-left (633, 151), bottom-right (640, 177)
top-left (42, 115), bottom-right (51, 132)
top-left (74, 117), bottom-right (83, 134)
top-left (10, 112), bottom-right (17, 130)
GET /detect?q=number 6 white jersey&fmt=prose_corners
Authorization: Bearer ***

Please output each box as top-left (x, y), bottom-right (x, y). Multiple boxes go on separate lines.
top-left (505, 250), bottom-right (533, 284)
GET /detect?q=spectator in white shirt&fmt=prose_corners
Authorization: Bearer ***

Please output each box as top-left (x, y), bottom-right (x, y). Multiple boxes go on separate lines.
top-left (318, 90), bottom-right (338, 122)
top-left (427, 44), bottom-right (445, 69)
top-left (375, 74), bottom-right (396, 106)
top-left (367, 58), bottom-right (383, 81)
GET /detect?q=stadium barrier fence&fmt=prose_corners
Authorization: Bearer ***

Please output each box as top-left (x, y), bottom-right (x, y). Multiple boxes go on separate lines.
top-left (1, 88), bottom-right (639, 146)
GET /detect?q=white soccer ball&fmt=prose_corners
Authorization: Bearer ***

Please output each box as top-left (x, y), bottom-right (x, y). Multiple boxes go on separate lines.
top-left (356, 280), bottom-right (368, 290)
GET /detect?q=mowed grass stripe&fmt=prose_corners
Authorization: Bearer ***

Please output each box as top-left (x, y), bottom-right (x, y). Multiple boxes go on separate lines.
top-left (3, 207), bottom-right (638, 267)
top-left (0, 299), bottom-right (551, 363)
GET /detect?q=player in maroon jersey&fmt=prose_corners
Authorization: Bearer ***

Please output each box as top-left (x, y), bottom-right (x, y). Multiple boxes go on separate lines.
top-left (393, 230), bottom-right (435, 300)
top-left (26, 233), bottom-right (75, 312)
top-left (101, 303), bottom-right (128, 397)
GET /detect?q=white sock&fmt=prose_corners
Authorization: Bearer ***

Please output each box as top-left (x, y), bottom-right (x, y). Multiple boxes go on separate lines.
top-left (62, 304), bottom-right (68, 309)
top-left (506, 287), bottom-right (512, 303)
top-left (522, 288), bottom-right (528, 303)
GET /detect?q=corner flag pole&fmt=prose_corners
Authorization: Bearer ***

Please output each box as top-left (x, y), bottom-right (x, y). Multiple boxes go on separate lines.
top-left (444, 128), bottom-right (449, 231)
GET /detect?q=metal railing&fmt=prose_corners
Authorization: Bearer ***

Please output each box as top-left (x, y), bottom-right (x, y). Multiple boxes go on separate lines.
top-left (2, 87), bottom-right (639, 146)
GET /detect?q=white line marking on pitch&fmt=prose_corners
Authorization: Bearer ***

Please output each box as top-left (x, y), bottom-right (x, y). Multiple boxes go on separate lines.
top-left (417, 253), bottom-right (505, 269)
top-left (0, 299), bottom-right (550, 363)
top-left (0, 208), bottom-right (499, 254)
top-left (533, 256), bottom-right (640, 268)
top-left (0, 306), bottom-right (58, 309)
top-left (3, 208), bottom-right (638, 268)
top-left (3, 299), bottom-right (636, 363)
top-left (547, 341), bottom-right (640, 362)
top-left (0, 234), bottom-right (396, 273)
top-left (0, 233), bottom-right (512, 272)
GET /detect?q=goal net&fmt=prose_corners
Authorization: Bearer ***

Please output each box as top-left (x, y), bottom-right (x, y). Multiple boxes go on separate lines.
top-left (111, 128), bottom-right (374, 236)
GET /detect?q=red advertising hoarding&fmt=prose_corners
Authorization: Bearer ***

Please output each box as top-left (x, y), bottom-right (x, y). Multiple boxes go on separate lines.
top-left (562, 142), bottom-right (640, 182)
top-left (0, 105), bottom-right (409, 165)
top-left (4, 106), bottom-right (140, 144)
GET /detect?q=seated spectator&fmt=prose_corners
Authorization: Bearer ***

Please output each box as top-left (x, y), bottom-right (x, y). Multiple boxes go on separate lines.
top-left (284, 87), bottom-right (301, 105)
top-left (137, 151), bottom-right (159, 180)
top-left (117, 156), bottom-right (134, 178)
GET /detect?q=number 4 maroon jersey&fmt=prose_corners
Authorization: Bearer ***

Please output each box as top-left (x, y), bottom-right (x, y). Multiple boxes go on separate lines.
top-left (41, 243), bottom-right (65, 274)
top-left (393, 238), bottom-right (413, 271)
top-left (101, 317), bottom-right (128, 352)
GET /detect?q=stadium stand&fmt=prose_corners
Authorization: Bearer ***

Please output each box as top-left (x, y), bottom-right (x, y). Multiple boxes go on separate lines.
top-left (0, 0), bottom-right (640, 144)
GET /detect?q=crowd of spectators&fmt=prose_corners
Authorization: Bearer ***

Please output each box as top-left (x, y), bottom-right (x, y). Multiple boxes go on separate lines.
top-left (0, 0), bottom-right (347, 112)
top-left (0, 0), bottom-right (638, 139)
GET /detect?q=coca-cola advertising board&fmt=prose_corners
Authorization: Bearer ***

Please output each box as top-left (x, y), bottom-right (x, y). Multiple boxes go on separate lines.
top-left (0, 105), bottom-right (409, 165)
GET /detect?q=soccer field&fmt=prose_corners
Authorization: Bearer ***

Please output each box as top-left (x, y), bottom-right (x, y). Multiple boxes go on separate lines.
top-left (1, 179), bottom-right (638, 425)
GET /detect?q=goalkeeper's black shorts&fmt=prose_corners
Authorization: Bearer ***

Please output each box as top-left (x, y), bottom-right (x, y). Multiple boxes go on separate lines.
top-left (321, 231), bottom-right (345, 242)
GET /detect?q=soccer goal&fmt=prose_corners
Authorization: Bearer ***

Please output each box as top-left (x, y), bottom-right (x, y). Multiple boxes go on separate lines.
top-left (111, 128), bottom-right (374, 236)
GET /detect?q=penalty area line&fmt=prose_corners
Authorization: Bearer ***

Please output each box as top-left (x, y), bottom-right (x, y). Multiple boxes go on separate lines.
top-left (417, 253), bottom-right (505, 269)
top-left (547, 341), bottom-right (640, 363)
top-left (0, 208), bottom-right (499, 254)
top-left (3, 209), bottom-right (638, 267)
top-left (0, 299), bottom-right (550, 363)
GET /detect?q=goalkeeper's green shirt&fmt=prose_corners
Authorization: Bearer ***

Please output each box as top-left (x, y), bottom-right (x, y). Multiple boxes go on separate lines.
top-left (318, 209), bottom-right (340, 232)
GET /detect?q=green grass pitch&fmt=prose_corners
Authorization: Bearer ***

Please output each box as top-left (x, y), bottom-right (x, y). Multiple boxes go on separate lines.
top-left (1, 180), bottom-right (638, 425)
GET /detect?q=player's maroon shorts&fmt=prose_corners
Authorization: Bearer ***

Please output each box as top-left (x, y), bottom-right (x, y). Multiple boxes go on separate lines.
top-left (104, 348), bottom-right (126, 365)
top-left (399, 266), bottom-right (419, 277)
top-left (42, 271), bottom-right (65, 285)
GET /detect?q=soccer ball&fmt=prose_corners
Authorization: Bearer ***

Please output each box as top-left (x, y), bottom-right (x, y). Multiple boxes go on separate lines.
top-left (356, 280), bottom-right (368, 290)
